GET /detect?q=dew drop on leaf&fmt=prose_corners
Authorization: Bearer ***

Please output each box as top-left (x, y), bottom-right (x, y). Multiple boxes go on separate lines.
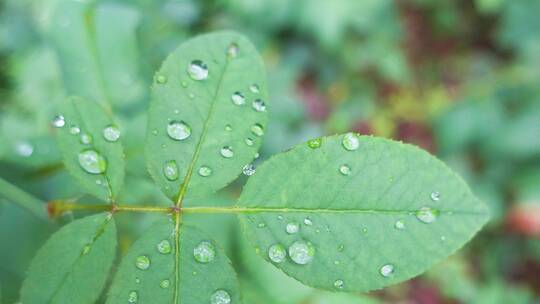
top-left (78, 150), bottom-right (107, 174)
top-left (225, 124), bottom-right (233, 131)
top-left (334, 279), bottom-right (344, 289)
top-left (103, 125), bottom-right (121, 142)
top-left (156, 74), bottom-right (168, 84)
top-left (416, 206), bottom-right (438, 223)
top-left (257, 222), bottom-right (266, 228)
top-left (181, 80), bottom-right (188, 88)
top-left (220, 146), bottom-right (234, 158)
top-left (303, 217), bottom-right (313, 226)
top-left (286, 222), bottom-right (299, 234)
top-left (307, 138), bottom-right (321, 149)
top-left (231, 92), bottom-right (245, 105)
top-left (250, 124), bottom-right (264, 137)
top-left (80, 133), bottom-right (93, 145)
top-left (342, 132), bottom-right (359, 151)
top-left (52, 115), bottom-right (65, 128)
top-left (288, 240), bottom-right (315, 265)
top-left (193, 241), bottom-right (216, 263)
top-left (128, 290), bottom-right (138, 303)
top-left (156, 240), bottom-right (172, 254)
top-left (70, 125), bottom-right (81, 135)
top-left (339, 165), bottom-right (351, 175)
top-left (244, 138), bottom-right (254, 146)
top-left (187, 60), bottom-right (208, 80)
top-left (249, 84), bottom-right (260, 94)
top-left (252, 99), bottom-right (266, 112)
top-left (431, 191), bottom-right (441, 201)
top-left (159, 279), bottom-right (170, 289)
top-left (242, 164), bottom-right (256, 176)
top-left (227, 43), bottom-right (239, 59)
top-left (268, 244), bottom-right (286, 263)
top-left (198, 166), bottom-right (213, 177)
top-left (380, 264), bottom-right (395, 277)
top-left (15, 141), bottom-right (33, 157)
top-left (337, 244), bottom-right (345, 252)
top-left (167, 121), bottom-right (191, 141)
top-left (210, 289), bottom-right (231, 304)
top-left (135, 255), bottom-right (150, 270)
top-left (163, 160), bottom-right (179, 181)
top-left (394, 219), bottom-right (406, 230)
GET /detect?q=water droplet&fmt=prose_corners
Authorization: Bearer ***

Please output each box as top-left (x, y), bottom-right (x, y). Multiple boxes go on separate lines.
top-left (220, 146), bottom-right (234, 158)
top-left (128, 290), bottom-right (138, 303)
top-left (70, 125), bottom-right (80, 135)
top-left (187, 60), bottom-right (208, 80)
top-left (103, 125), bottom-right (121, 142)
top-left (416, 206), bottom-right (438, 223)
top-left (160, 279), bottom-right (170, 289)
top-left (15, 141), bottom-right (33, 157)
top-left (156, 74), bottom-right (168, 84)
top-left (157, 240), bottom-right (172, 254)
top-left (334, 260), bottom-right (340, 265)
top-left (198, 166), bottom-right (212, 177)
top-left (135, 278), bottom-right (141, 284)
top-left (362, 227), bottom-right (368, 234)
top-left (268, 244), bottom-right (286, 263)
top-left (52, 115), bottom-right (65, 128)
top-left (227, 43), bottom-right (239, 58)
top-left (250, 124), bottom-right (264, 137)
top-left (135, 255), bottom-right (150, 270)
top-left (288, 240), bottom-right (315, 265)
top-left (440, 236), bottom-right (446, 241)
top-left (252, 99), bottom-right (266, 112)
top-left (194, 241), bottom-right (215, 263)
top-left (244, 138), bottom-right (254, 146)
top-left (152, 129), bottom-right (158, 136)
top-left (380, 264), bottom-right (394, 277)
top-left (254, 153), bottom-right (260, 159)
top-left (163, 160), bottom-right (179, 181)
top-left (339, 165), bottom-right (351, 175)
top-left (286, 222), bottom-right (299, 234)
top-left (337, 244), bottom-right (345, 252)
top-left (78, 150), bottom-right (107, 174)
top-left (430, 191), bottom-right (440, 201)
top-left (181, 80), bottom-right (188, 88)
top-left (257, 222), bottom-right (266, 228)
top-left (210, 290), bottom-right (231, 304)
top-left (334, 279), bottom-right (344, 289)
top-left (189, 93), bottom-right (195, 99)
top-left (394, 220), bottom-right (406, 230)
top-left (303, 217), bottom-right (313, 226)
top-left (250, 84), bottom-right (260, 94)
top-left (80, 133), bottom-right (92, 145)
top-left (277, 215), bottom-right (283, 220)
top-left (242, 164), bottom-right (256, 176)
top-left (307, 138), bottom-right (321, 149)
top-left (82, 245), bottom-right (91, 255)
top-left (231, 92), bottom-right (245, 105)
top-left (167, 121), bottom-right (191, 141)
top-left (225, 125), bottom-right (233, 131)
top-left (342, 133), bottom-right (360, 151)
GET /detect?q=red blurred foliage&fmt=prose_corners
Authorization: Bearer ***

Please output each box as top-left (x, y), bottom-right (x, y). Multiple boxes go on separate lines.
top-left (296, 74), bottom-right (330, 121)
top-left (506, 204), bottom-right (540, 237)
top-left (395, 121), bottom-right (436, 153)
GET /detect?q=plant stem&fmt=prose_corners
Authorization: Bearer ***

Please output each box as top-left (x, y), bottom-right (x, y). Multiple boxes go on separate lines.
top-left (0, 177), bottom-right (48, 220)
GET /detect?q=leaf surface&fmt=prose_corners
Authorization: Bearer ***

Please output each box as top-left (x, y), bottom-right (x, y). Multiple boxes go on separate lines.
top-left (145, 31), bottom-right (268, 201)
top-left (20, 213), bottom-right (117, 304)
top-left (107, 218), bottom-right (241, 304)
top-left (238, 134), bottom-right (489, 292)
top-left (56, 96), bottom-right (125, 201)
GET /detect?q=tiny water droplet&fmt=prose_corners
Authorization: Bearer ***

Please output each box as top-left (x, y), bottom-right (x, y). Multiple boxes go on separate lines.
top-left (342, 132), bottom-right (360, 151)
top-left (334, 279), bottom-right (344, 289)
top-left (430, 191), bottom-right (440, 201)
top-left (337, 244), bottom-right (345, 252)
top-left (334, 260), bottom-right (341, 265)
top-left (254, 152), bottom-right (260, 159)
top-left (277, 215), bottom-right (283, 220)
top-left (135, 255), bottom-right (150, 270)
top-left (242, 164), bottom-right (256, 176)
top-left (250, 84), bottom-right (260, 93)
top-left (244, 138), bottom-right (254, 146)
top-left (307, 138), bottom-right (321, 149)
top-left (339, 165), bottom-right (351, 175)
top-left (380, 264), bottom-right (394, 277)
top-left (394, 220), bottom-right (406, 230)
top-left (227, 43), bottom-right (239, 58)
top-left (163, 160), bottom-right (179, 181)
top-left (160, 279), bottom-right (170, 289)
top-left (187, 60), bottom-right (208, 80)
top-left (189, 93), bottom-right (195, 99)
top-left (288, 240), bottom-right (315, 265)
top-left (135, 278), bottom-right (141, 284)
top-left (103, 125), bottom-right (121, 142)
top-left (198, 166), bottom-right (212, 177)
top-left (152, 129), bottom-right (158, 136)
top-left (257, 222), bottom-right (266, 228)
top-left (15, 141), bottom-right (33, 157)
top-left (220, 146), bottom-right (234, 158)
top-left (225, 125), bottom-right (233, 131)
top-left (181, 80), bottom-right (188, 88)
top-left (156, 74), bottom-right (168, 84)
top-left (128, 290), bottom-right (138, 303)
top-left (231, 92), bottom-right (245, 105)
top-left (157, 240), bottom-right (172, 254)
top-left (52, 115), bottom-right (65, 128)
top-left (268, 244), bottom-right (286, 263)
top-left (78, 150), bottom-right (107, 174)
top-left (193, 241), bottom-right (215, 263)
top-left (70, 125), bottom-right (80, 135)
top-left (80, 133), bottom-right (92, 145)
top-left (286, 222), bottom-right (299, 234)
top-left (416, 206), bottom-right (438, 223)
top-left (252, 99), bottom-right (266, 112)
top-left (210, 289), bottom-right (231, 304)
top-left (167, 121), bottom-right (191, 141)
top-left (362, 227), bottom-right (368, 234)
top-left (250, 124), bottom-right (264, 137)
top-left (303, 217), bottom-right (313, 226)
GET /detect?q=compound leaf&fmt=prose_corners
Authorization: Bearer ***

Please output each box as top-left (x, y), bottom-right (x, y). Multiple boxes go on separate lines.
top-left (21, 213), bottom-right (117, 304)
top-left (238, 134), bottom-right (489, 292)
top-left (145, 31), bottom-right (268, 201)
top-left (107, 218), bottom-right (241, 304)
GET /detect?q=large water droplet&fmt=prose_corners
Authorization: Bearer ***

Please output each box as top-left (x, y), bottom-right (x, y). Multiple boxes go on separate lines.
top-left (78, 150), bottom-right (107, 174)
top-left (286, 222), bottom-right (299, 234)
top-left (288, 240), bottom-right (315, 265)
top-left (80, 133), bottom-right (92, 145)
top-left (160, 279), bottom-right (170, 289)
top-left (231, 92), bottom-right (245, 105)
top-left (250, 84), bottom-right (260, 94)
top-left (220, 146), bottom-right (234, 158)
top-left (268, 244), bottom-right (286, 263)
top-left (394, 220), bottom-right (406, 230)
top-left (198, 166), bottom-right (212, 177)
top-left (242, 164), bottom-right (255, 176)
top-left (103, 125), bottom-right (121, 142)
top-left (252, 99), bottom-right (266, 112)
top-left (187, 60), bottom-right (208, 80)
top-left (342, 133), bottom-right (359, 151)
top-left (416, 206), bottom-right (438, 223)
top-left (167, 121), bottom-right (191, 141)
top-left (157, 240), bottom-right (172, 254)
top-left (163, 160), bottom-right (179, 181)
top-left (334, 279), bottom-right (344, 289)
top-left (70, 125), bottom-right (81, 135)
top-left (15, 141), bottom-right (33, 157)
top-left (128, 290), bottom-right (138, 303)
top-left (52, 115), bottom-right (65, 128)
top-left (339, 165), bottom-right (351, 175)
top-left (193, 241), bottom-right (215, 263)
top-left (430, 191), bottom-right (440, 201)
top-left (210, 290), bottom-right (231, 304)
top-left (380, 264), bottom-right (394, 277)
top-left (135, 255), bottom-right (150, 270)
top-left (250, 124), bottom-right (264, 137)
top-left (307, 138), bottom-right (321, 149)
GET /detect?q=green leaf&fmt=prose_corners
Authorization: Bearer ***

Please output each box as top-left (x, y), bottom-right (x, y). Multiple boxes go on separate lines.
top-left (56, 96), bottom-right (125, 202)
top-left (145, 31), bottom-right (268, 201)
top-left (237, 134), bottom-right (489, 292)
top-left (21, 213), bottom-right (117, 304)
top-left (107, 218), bottom-right (241, 304)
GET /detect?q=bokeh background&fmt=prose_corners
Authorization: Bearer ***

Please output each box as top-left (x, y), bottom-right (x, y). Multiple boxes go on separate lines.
top-left (1, 0), bottom-right (540, 303)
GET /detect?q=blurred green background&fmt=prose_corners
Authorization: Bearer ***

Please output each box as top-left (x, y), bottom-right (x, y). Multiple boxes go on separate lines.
top-left (1, 0), bottom-right (540, 303)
